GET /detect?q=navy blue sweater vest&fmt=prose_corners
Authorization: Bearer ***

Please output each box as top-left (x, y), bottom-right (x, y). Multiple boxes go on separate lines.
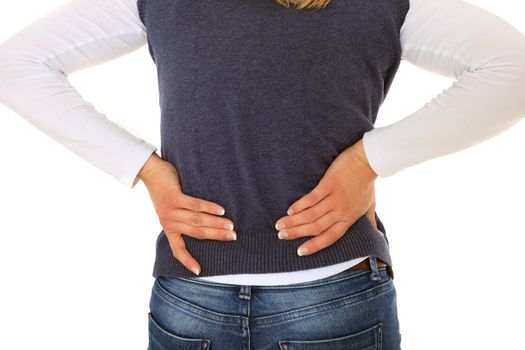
top-left (137, 0), bottom-right (410, 278)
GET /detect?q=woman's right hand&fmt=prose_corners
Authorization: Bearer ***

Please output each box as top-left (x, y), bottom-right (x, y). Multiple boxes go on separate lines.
top-left (137, 153), bottom-right (237, 276)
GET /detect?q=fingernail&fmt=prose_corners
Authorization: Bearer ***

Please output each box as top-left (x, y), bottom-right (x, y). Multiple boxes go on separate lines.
top-left (297, 246), bottom-right (308, 256)
top-left (224, 223), bottom-right (234, 230)
top-left (278, 230), bottom-right (288, 239)
top-left (192, 266), bottom-right (201, 275)
top-left (275, 222), bottom-right (285, 230)
top-left (287, 208), bottom-right (294, 215)
top-left (228, 231), bottom-right (237, 240)
top-left (217, 208), bottom-right (225, 215)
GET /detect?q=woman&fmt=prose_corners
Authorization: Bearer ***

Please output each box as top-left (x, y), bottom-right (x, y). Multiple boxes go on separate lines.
top-left (1, 0), bottom-right (524, 348)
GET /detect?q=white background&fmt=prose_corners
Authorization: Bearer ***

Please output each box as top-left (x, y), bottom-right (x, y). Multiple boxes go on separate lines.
top-left (0, 0), bottom-right (524, 349)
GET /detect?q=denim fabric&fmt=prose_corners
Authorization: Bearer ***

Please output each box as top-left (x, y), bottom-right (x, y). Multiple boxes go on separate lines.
top-left (147, 256), bottom-right (401, 349)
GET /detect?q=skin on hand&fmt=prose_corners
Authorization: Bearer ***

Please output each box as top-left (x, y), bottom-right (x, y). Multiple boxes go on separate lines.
top-left (135, 137), bottom-right (378, 273)
top-left (274, 138), bottom-right (380, 257)
top-left (138, 153), bottom-right (236, 276)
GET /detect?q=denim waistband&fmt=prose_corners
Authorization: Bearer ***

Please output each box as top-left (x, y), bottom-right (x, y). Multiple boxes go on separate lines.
top-left (164, 256), bottom-right (388, 289)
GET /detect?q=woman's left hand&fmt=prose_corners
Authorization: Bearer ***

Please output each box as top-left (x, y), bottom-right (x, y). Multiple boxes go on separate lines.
top-left (274, 138), bottom-right (379, 257)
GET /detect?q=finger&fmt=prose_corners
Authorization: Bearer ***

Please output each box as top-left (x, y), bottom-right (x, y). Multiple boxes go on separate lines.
top-left (275, 195), bottom-right (332, 230)
top-left (168, 221), bottom-right (237, 241)
top-left (277, 209), bottom-right (337, 240)
top-left (365, 208), bottom-right (377, 230)
top-left (171, 207), bottom-right (235, 231)
top-left (177, 192), bottom-right (226, 216)
top-left (365, 194), bottom-right (378, 230)
top-left (166, 232), bottom-right (202, 275)
top-left (296, 220), bottom-right (350, 256)
top-left (285, 182), bottom-right (329, 216)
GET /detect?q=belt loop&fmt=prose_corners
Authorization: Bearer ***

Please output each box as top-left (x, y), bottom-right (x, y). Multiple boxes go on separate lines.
top-left (369, 256), bottom-right (381, 281)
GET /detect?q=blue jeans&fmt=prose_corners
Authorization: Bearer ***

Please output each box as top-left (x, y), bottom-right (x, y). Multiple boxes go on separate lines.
top-left (148, 256), bottom-right (401, 349)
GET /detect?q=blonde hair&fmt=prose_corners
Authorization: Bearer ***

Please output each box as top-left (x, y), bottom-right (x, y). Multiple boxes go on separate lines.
top-left (274, 0), bottom-right (331, 10)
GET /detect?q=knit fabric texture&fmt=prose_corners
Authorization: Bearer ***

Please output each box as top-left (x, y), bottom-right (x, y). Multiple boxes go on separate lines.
top-left (137, 0), bottom-right (410, 278)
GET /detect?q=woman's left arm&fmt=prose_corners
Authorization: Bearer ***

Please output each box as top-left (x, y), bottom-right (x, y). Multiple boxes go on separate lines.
top-left (362, 0), bottom-right (525, 178)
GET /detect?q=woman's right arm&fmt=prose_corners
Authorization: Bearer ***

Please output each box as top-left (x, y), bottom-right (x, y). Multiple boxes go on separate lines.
top-left (0, 0), bottom-right (158, 188)
top-left (362, 0), bottom-right (525, 178)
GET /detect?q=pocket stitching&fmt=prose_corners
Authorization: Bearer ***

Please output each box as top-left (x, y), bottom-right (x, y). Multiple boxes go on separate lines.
top-left (148, 311), bottom-right (211, 346)
top-left (278, 321), bottom-right (383, 349)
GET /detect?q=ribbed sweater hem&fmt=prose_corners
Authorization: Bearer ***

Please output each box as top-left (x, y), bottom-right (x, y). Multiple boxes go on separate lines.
top-left (152, 214), bottom-right (393, 279)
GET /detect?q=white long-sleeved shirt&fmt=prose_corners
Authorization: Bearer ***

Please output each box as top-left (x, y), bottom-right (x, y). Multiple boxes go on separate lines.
top-left (0, 0), bottom-right (524, 286)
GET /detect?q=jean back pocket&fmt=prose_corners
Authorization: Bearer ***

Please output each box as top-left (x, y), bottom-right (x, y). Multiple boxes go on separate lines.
top-left (148, 312), bottom-right (211, 350)
top-left (278, 321), bottom-right (383, 350)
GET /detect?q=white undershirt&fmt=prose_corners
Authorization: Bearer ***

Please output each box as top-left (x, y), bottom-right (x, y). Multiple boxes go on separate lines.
top-left (1, 0), bottom-right (524, 285)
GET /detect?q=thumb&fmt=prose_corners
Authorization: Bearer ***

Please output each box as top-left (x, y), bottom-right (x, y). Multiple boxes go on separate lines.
top-left (365, 194), bottom-right (378, 230)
